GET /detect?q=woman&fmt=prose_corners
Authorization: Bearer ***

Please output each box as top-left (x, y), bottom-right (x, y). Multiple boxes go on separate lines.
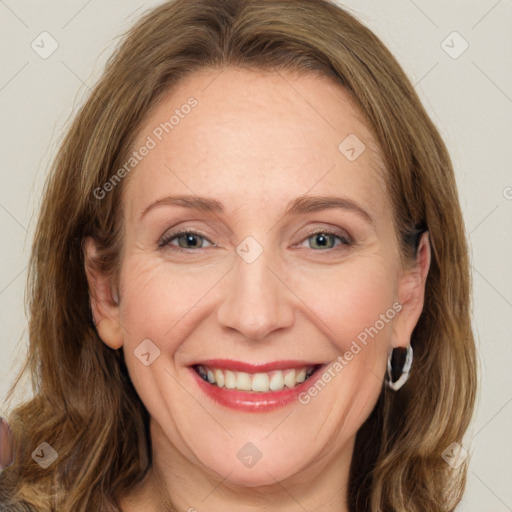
top-left (0, 0), bottom-right (477, 510)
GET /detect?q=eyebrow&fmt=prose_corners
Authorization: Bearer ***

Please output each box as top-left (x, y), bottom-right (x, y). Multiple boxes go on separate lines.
top-left (140, 194), bottom-right (374, 225)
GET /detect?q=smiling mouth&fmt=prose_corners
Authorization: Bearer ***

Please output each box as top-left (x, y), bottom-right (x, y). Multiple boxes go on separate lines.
top-left (193, 364), bottom-right (321, 393)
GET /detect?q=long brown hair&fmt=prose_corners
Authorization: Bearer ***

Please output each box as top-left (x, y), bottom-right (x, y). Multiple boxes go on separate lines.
top-left (1, 0), bottom-right (477, 510)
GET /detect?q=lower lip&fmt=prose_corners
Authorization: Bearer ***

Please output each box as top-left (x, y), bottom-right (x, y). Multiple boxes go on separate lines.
top-left (190, 365), bottom-right (326, 412)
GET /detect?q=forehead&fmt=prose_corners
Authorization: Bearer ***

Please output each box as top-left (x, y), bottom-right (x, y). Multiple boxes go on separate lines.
top-left (123, 67), bottom-right (388, 222)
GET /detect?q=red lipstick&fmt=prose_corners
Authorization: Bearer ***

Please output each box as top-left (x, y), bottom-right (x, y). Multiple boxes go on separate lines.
top-left (189, 360), bottom-right (325, 412)
top-left (193, 359), bottom-right (319, 373)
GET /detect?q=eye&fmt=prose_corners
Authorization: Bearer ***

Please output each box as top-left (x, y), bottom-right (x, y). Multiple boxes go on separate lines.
top-left (158, 229), bottom-right (215, 250)
top-left (158, 228), bottom-right (353, 252)
top-left (298, 229), bottom-right (352, 251)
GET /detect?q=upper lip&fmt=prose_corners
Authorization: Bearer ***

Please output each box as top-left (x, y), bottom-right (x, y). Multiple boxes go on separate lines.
top-left (190, 359), bottom-right (323, 373)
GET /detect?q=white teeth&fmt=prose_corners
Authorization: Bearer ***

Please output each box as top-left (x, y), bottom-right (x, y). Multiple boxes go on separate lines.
top-left (214, 369), bottom-right (225, 388)
top-left (296, 368), bottom-right (306, 383)
top-left (225, 370), bottom-right (236, 389)
top-left (269, 371), bottom-right (284, 391)
top-left (252, 373), bottom-right (270, 392)
top-left (236, 372), bottom-right (252, 391)
top-left (284, 369), bottom-right (296, 389)
top-left (196, 365), bottom-right (317, 392)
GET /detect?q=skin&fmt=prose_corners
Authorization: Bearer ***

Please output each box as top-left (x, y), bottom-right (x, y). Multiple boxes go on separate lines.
top-left (85, 67), bottom-right (430, 512)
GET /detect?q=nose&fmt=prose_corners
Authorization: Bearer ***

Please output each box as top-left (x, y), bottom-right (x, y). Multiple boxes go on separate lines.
top-left (216, 242), bottom-right (295, 341)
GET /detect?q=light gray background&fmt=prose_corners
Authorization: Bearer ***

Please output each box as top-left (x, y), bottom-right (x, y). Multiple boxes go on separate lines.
top-left (1, 1), bottom-right (511, 510)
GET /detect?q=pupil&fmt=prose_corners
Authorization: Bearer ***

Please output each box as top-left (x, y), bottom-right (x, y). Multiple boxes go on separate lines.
top-left (179, 233), bottom-right (200, 248)
top-left (316, 234), bottom-right (329, 247)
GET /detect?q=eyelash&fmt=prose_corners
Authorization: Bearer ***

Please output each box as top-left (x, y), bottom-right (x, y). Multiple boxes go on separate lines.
top-left (158, 228), bottom-right (353, 253)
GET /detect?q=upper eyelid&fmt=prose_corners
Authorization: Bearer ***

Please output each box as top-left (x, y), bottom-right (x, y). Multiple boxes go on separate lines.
top-left (161, 227), bottom-right (352, 248)
top-left (296, 230), bottom-right (352, 247)
top-left (160, 229), bottom-right (215, 247)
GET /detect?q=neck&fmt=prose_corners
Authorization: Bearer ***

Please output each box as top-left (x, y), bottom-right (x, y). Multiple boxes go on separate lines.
top-left (123, 418), bottom-right (353, 512)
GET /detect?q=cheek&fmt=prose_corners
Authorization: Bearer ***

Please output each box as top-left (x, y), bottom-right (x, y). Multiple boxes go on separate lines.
top-left (120, 258), bottom-right (169, 326)
top-left (117, 254), bottom-right (228, 347)
top-left (116, 256), bottom-right (203, 415)
top-left (291, 256), bottom-right (398, 351)
top-left (119, 250), bottom-right (398, 354)
top-left (288, 260), bottom-right (397, 445)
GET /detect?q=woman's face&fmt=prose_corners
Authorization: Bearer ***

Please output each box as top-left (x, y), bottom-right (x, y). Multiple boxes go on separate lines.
top-left (87, 67), bottom-right (428, 489)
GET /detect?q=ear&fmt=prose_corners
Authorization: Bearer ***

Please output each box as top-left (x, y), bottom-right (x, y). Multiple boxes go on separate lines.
top-left (83, 236), bottom-right (124, 350)
top-left (392, 231), bottom-right (431, 349)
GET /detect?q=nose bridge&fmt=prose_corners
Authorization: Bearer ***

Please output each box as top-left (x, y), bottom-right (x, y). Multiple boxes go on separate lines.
top-left (217, 237), bottom-right (294, 340)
